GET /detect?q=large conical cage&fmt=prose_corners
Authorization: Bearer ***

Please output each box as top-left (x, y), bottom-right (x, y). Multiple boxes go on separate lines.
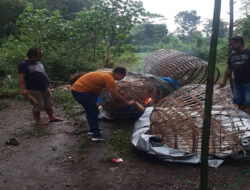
top-left (150, 85), bottom-right (246, 155)
top-left (143, 49), bottom-right (220, 85)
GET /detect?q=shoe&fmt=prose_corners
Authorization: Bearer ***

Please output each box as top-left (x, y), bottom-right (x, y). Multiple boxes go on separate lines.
top-left (91, 135), bottom-right (108, 142)
top-left (88, 129), bottom-right (104, 135)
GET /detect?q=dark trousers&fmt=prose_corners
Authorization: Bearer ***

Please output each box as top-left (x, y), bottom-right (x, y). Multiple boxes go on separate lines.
top-left (71, 90), bottom-right (100, 137)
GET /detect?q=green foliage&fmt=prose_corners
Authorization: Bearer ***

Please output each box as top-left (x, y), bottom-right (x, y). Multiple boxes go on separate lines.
top-left (116, 52), bottom-right (148, 72)
top-left (236, 15), bottom-right (250, 46)
top-left (27, 0), bottom-right (92, 19)
top-left (0, 36), bottom-right (28, 77)
top-left (17, 7), bottom-right (70, 49)
top-left (0, 76), bottom-right (21, 99)
top-left (203, 19), bottom-right (228, 38)
top-left (14, 6), bottom-right (98, 80)
top-left (216, 61), bottom-right (228, 83)
top-left (52, 88), bottom-right (76, 116)
top-left (0, 0), bottom-right (26, 39)
top-left (131, 23), bottom-right (168, 45)
top-left (73, 0), bottom-right (152, 67)
top-left (216, 38), bottom-right (228, 62)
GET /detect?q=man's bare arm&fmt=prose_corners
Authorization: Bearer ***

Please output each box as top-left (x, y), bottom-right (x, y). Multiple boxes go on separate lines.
top-left (108, 86), bottom-right (133, 106)
top-left (19, 74), bottom-right (27, 95)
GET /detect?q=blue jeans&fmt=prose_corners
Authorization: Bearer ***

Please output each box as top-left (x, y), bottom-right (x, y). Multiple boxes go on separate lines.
top-left (233, 83), bottom-right (250, 107)
top-left (71, 90), bottom-right (101, 137)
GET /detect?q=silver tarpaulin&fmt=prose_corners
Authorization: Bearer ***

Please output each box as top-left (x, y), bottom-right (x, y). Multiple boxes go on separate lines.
top-left (131, 107), bottom-right (250, 168)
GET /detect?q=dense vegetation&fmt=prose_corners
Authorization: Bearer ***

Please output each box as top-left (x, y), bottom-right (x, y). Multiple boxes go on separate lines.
top-left (0, 0), bottom-right (250, 98)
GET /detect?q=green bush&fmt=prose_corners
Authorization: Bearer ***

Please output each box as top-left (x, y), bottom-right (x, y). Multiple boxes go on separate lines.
top-left (0, 76), bottom-right (21, 99)
top-left (0, 36), bottom-right (28, 78)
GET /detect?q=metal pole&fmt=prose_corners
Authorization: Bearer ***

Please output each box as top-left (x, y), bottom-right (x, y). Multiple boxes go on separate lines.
top-left (200, 0), bottom-right (221, 189)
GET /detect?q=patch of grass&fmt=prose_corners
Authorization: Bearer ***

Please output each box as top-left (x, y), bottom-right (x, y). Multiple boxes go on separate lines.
top-left (52, 88), bottom-right (76, 117)
top-left (0, 77), bottom-right (22, 99)
top-left (104, 129), bottom-right (133, 160)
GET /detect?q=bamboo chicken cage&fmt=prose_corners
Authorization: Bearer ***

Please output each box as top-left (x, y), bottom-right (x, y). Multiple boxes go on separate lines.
top-left (100, 72), bottom-right (178, 119)
top-left (143, 49), bottom-right (220, 85)
top-left (150, 85), bottom-right (246, 155)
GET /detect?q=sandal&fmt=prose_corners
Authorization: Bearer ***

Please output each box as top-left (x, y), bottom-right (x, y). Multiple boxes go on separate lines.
top-left (5, 138), bottom-right (19, 145)
top-left (49, 118), bottom-right (64, 122)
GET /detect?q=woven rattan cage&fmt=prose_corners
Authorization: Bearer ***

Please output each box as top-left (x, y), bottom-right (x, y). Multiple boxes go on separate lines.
top-left (143, 49), bottom-right (220, 86)
top-left (100, 72), bottom-right (178, 119)
top-left (150, 85), bottom-right (245, 155)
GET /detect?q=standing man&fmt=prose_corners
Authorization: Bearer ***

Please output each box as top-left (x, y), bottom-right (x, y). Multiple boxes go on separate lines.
top-left (219, 36), bottom-right (250, 115)
top-left (18, 48), bottom-right (63, 125)
top-left (71, 67), bottom-right (134, 141)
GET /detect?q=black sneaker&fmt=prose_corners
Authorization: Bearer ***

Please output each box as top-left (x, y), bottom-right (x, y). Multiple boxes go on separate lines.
top-left (88, 129), bottom-right (104, 135)
top-left (91, 135), bottom-right (108, 142)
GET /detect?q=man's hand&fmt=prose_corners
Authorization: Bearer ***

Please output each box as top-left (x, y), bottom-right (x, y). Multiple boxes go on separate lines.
top-left (128, 100), bottom-right (135, 105)
top-left (21, 89), bottom-right (27, 96)
top-left (218, 82), bottom-right (226, 89)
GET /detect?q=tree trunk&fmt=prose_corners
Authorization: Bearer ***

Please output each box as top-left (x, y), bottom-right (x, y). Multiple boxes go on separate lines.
top-left (104, 26), bottom-right (115, 68)
top-left (105, 46), bottom-right (110, 68)
top-left (200, 0), bottom-right (221, 189)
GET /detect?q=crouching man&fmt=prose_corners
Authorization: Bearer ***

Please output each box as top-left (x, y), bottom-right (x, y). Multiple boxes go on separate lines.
top-left (18, 48), bottom-right (63, 125)
top-left (71, 67), bottom-right (134, 141)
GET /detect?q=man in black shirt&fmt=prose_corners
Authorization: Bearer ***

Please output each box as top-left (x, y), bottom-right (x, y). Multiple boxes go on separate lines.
top-left (219, 36), bottom-right (250, 115)
top-left (18, 48), bottom-right (63, 125)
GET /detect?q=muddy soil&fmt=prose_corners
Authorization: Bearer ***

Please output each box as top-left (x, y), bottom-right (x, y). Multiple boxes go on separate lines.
top-left (1, 99), bottom-right (250, 190)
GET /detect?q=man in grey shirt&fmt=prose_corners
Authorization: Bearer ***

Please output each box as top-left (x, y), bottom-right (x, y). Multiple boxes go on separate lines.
top-left (18, 48), bottom-right (63, 125)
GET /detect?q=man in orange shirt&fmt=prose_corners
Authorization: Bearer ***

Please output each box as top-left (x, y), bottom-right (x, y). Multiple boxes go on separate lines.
top-left (71, 67), bottom-right (134, 141)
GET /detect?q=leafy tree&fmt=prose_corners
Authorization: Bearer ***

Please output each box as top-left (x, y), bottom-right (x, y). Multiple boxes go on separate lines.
top-left (175, 10), bottom-right (200, 37)
top-left (235, 15), bottom-right (250, 46)
top-left (27, 0), bottom-right (92, 19)
top-left (73, 0), bottom-right (152, 67)
top-left (131, 23), bottom-right (168, 45)
top-left (240, 0), bottom-right (250, 16)
top-left (17, 7), bottom-right (71, 50)
top-left (15, 6), bottom-right (97, 80)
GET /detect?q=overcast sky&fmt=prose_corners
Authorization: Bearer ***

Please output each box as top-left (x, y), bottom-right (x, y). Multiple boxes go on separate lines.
top-left (140, 0), bottom-right (242, 32)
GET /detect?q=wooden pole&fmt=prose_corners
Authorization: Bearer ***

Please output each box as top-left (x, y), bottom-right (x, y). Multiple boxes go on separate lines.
top-left (200, 0), bottom-right (221, 189)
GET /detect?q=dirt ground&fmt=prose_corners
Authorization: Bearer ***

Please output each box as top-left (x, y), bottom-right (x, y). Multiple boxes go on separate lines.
top-left (1, 99), bottom-right (250, 190)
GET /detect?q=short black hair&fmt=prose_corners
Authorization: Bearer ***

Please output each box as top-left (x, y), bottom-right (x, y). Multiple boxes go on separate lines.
top-left (230, 36), bottom-right (245, 46)
top-left (26, 48), bottom-right (41, 58)
top-left (112, 66), bottom-right (127, 75)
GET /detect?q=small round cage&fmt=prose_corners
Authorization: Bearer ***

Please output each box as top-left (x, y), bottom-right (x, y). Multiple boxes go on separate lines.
top-left (100, 72), bottom-right (178, 120)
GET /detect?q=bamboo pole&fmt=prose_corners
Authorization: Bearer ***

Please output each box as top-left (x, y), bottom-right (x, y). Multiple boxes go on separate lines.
top-left (228, 0), bottom-right (234, 92)
top-left (200, 0), bottom-right (222, 189)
